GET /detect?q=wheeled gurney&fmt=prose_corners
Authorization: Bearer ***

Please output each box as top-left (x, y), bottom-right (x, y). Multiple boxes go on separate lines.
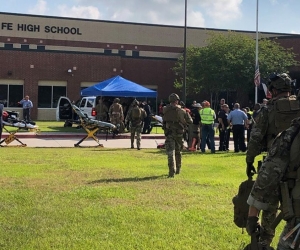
top-left (71, 105), bottom-right (116, 147)
top-left (0, 111), bottom-right (40, 147)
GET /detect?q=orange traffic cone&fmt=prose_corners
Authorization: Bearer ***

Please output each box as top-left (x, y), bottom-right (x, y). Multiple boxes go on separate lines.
top-left (189, 138), bottom-right (197, 151)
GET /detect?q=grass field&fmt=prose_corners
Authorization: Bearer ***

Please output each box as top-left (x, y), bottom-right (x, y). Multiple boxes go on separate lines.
top-left (0, 147), bottom-right (281, 250)
top-left (4, 121), bottom-right (165, 134)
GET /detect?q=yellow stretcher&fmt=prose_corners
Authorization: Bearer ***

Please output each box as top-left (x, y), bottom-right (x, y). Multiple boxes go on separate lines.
top-left (72, 105), bottom-right (116, 147)
top-left (0, 122), bottom-right (40, 147)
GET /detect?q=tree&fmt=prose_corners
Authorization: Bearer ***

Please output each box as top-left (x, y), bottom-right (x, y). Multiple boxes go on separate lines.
top-left (173, 32), bottom-right (298, 105)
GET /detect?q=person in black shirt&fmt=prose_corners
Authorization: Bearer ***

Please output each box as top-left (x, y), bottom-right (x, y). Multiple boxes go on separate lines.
top-left (188, 103), bottom-right (201, 151)
top-left (142, 101), bottom-right (152, 134)
top-left (218, 104), bottom-right (230, 151)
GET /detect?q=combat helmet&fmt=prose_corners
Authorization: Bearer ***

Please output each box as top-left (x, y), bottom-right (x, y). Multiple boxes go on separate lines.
top-left (132, 99), bottom-right (139, 106)
top-left (169, 93), bottom-right (180, 102)
top-left (113, 98), bottom-right (120, 103)
top-left (267, 73), bottom-right (292, 92)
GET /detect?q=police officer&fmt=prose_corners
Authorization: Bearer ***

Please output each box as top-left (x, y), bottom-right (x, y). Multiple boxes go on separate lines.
top-left (247, 117), bottom-right (300, 249)
top-left (162, 93), bottom-right (192, 178)
top-left (246, 73), bottom-right (300, 246)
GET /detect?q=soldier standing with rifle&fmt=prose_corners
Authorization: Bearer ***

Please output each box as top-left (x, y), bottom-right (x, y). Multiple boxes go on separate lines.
top-left (247, 117), bottom-right (300, 250)
top-left (245, 73), bottom-right (300, 247)
top-left (162, 93), bottom-right (192, 178)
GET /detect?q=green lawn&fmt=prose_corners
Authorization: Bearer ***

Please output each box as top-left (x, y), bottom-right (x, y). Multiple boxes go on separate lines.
top-left (0, 148), bottom-right (281, 249)
top-left (4, 121), bottom-right (165, 134)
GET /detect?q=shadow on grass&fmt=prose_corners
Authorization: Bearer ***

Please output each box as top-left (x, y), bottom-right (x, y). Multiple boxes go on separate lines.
top-left (88, 175), bottom-right (167, 184)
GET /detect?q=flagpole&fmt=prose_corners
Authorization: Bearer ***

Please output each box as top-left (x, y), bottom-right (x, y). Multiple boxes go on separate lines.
top-left (255, 0), bottom-right (259, 104)
top-left (183, 0), bottom-right (187, 104)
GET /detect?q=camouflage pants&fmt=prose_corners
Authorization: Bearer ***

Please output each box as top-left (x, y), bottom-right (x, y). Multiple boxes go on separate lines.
top-left (165, 133), bottom-right (183, 176)
top-left (110, 115), bottom-right (122, 126)
top-left (110, 115), bottom-right (124, 133)
top-left (130, 125), bottom-right (142, 148)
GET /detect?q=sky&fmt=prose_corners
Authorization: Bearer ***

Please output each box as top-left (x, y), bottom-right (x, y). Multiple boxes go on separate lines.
top-left (2, 0), bottom-right (300, 35)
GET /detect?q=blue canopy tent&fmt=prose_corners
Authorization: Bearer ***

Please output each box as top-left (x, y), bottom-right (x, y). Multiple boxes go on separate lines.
top-left (81, 75), bottom-right (157, 98)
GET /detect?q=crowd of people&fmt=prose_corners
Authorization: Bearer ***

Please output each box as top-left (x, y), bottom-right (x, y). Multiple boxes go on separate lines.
top-left (93, 97), bottom-right (154, 145)
top-left (166, 97), bottom-right (266, 155)
top-left (93, 94), bottom-right (269, 155)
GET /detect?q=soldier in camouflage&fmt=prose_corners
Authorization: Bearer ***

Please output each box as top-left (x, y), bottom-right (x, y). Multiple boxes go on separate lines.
top-left (162, 93), bottom-right (192, 178)
top-left (95, 98), bottom-right (108, 121)
top-left (246, 73), bottom-right (300, 246)
top-left (109, 98), bottom-right (124, 135)
top-left (125, 99), bottom-right (147, 150)
top-left (247, 117), bottom-right (300, 250)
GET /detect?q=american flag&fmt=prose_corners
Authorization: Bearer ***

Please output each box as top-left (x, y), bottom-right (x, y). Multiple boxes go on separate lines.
top-left (254, 64), bottom-right (260, 86)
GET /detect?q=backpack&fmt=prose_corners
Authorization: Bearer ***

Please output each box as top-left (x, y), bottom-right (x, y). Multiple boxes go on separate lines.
top-left (131, 106), bottom-right (142, 120)
top-left (163, 105), bottom-right (180, 122)
top-left (232, 179), bottom-right (255, 228)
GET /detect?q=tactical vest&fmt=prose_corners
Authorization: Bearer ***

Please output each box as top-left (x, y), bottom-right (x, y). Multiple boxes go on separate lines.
top-left (267, 96), bottom-right (300, 149)
top-left (163, 105), bottom-right (185, 131)
top-left (131, 106), bottom-right (142, 120)
top-left (163, 105), bottom-right (180, 122)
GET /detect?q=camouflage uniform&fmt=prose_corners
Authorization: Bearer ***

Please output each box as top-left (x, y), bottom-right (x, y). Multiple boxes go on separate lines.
top-left (247, 117), bottom-right (300, 249)
top-left (125, 100), bottom-right (147, 150)
top-left (246, 73), bottom-right (300, 245)
top-left (95, 100), bottom-right (108, 121)
top-left (246, 96), bottom-right (297, 164)
top-left (163, 93), bottom-right (192, 177)
top-left (109, 98), bottom-right (124, 130)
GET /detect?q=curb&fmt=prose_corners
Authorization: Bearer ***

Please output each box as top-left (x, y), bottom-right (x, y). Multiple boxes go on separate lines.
top-left (1, 132), bottom-right (165, 140)
top-left (1, 132), bottom-right (233, 141)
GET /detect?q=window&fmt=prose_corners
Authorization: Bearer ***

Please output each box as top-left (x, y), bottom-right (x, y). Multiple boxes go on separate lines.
top-left (21, 44), bottom-right (29, 50)
top-left (87, 98), bottom-right (94, 107)
top-left (80, 98), bottom-right (86, 108)
top-left (37, 45), bottom-right (45, 51)
top-left (38, 86), bottom-right (66, 108)
top-left (0, 84), bottom-right (23, 107)
top-left (132, 51), bottom-right (140, 57)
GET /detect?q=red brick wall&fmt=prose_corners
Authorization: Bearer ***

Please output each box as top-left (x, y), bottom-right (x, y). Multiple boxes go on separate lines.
top-left (0, 50), bottom-right (177, 119)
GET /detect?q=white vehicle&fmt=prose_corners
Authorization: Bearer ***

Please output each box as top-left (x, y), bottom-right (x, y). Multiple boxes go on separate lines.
top-left (78, 96), bottom-right (97, 119)
top-left (56, 96), bottom-right (97, 126)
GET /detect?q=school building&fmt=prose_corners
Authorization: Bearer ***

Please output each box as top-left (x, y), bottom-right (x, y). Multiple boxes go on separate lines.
top-left (0, 12), bottom-right (299, 120)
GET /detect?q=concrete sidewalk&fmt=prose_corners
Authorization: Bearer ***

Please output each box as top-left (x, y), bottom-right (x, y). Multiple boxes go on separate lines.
top-left (1, 131), bottom-right (235, 149)
top-left (0, 131), bottom-right (165, 148)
